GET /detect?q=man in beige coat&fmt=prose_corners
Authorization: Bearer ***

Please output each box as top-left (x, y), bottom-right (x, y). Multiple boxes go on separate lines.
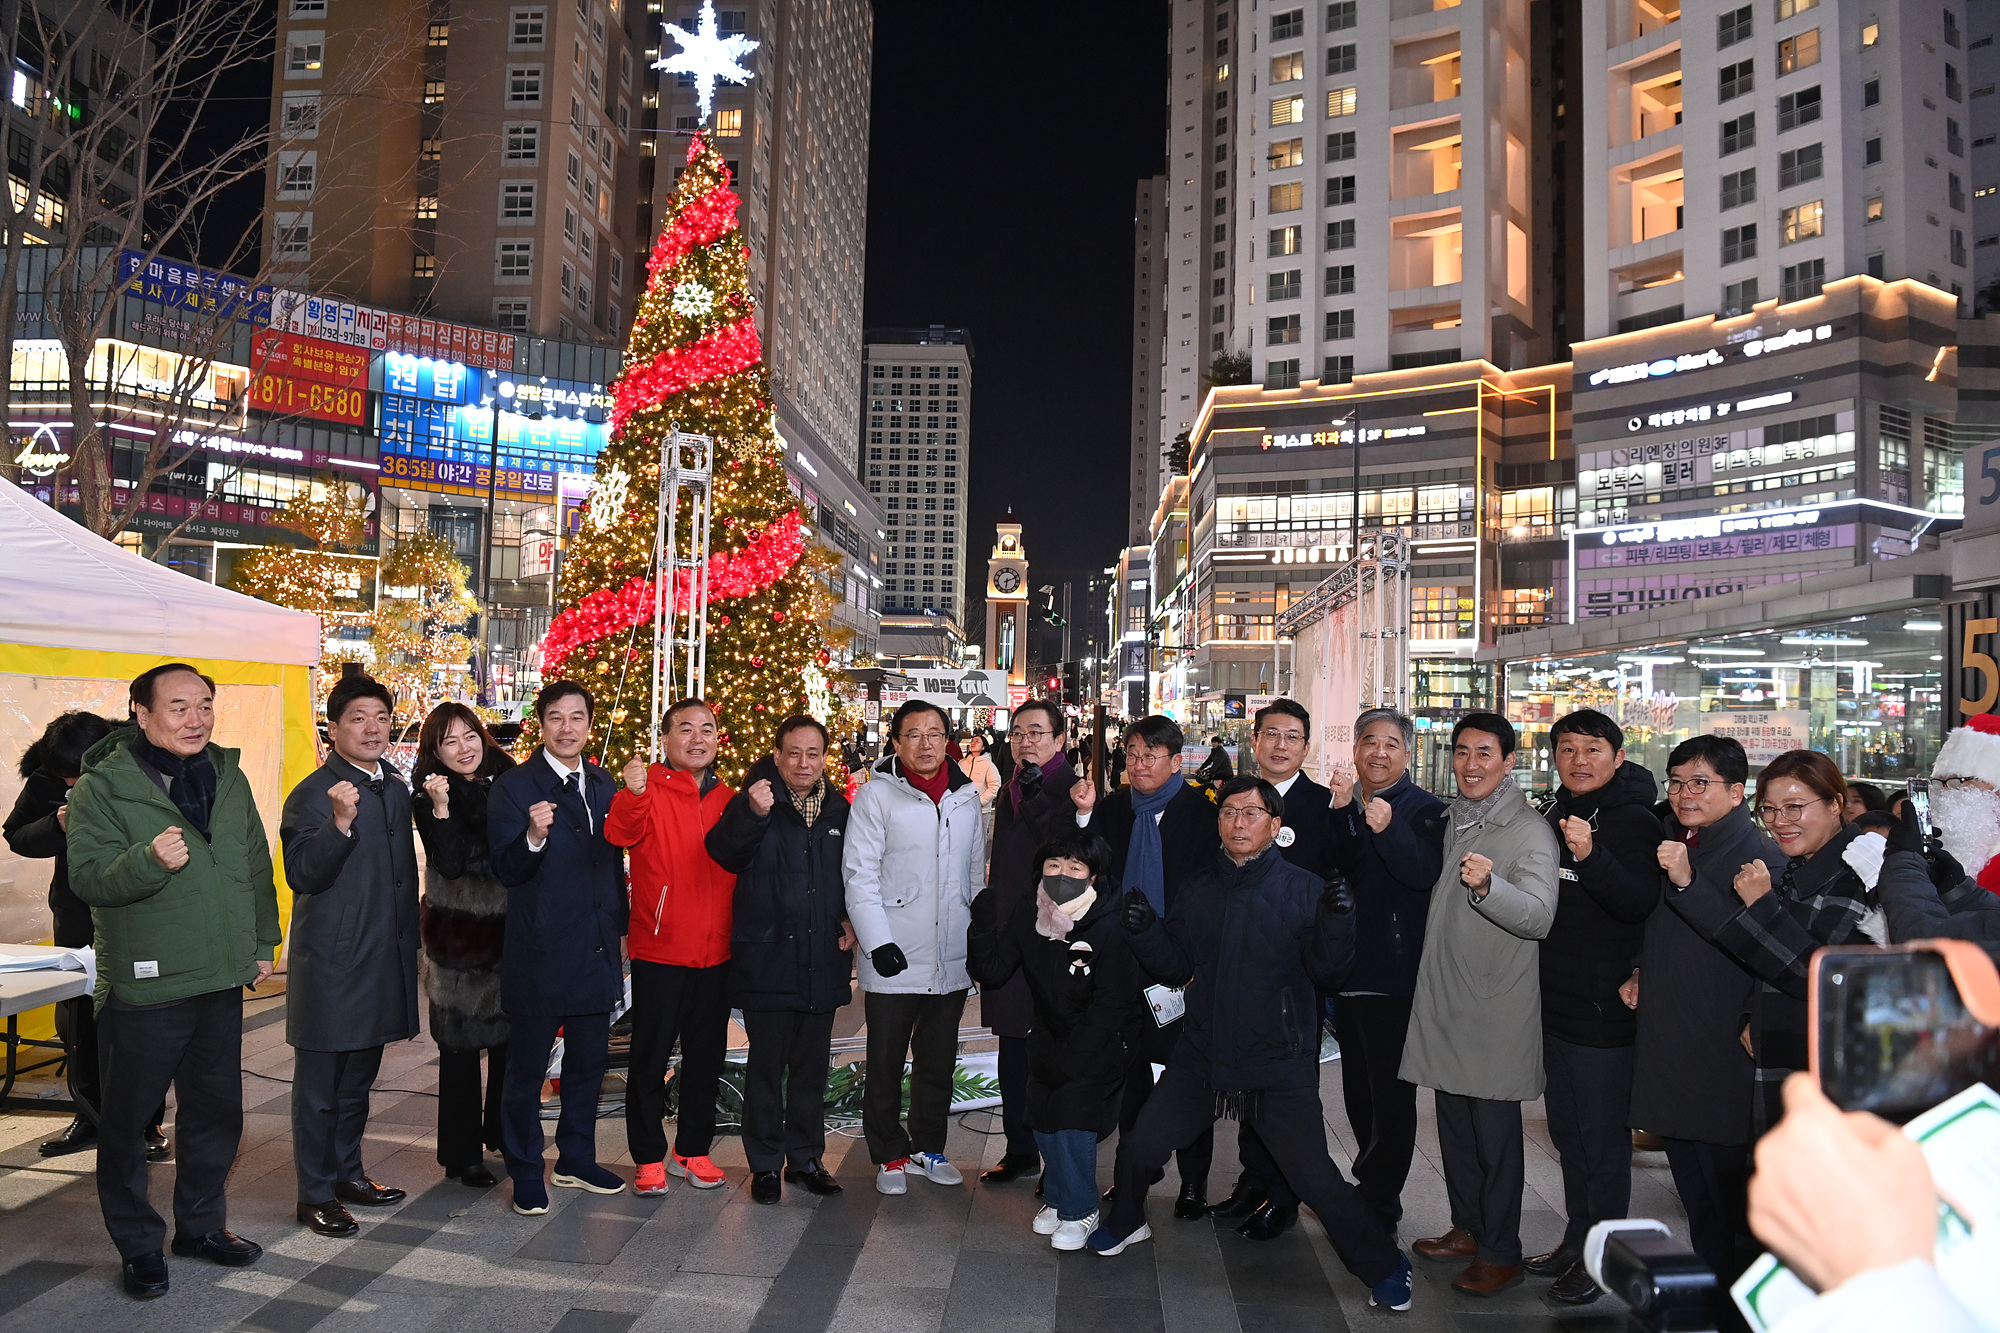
top-left (1401, 712), bottom-right (1558, 1297)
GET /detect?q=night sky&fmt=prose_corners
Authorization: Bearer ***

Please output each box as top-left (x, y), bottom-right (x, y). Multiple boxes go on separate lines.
top-left (861, 0), bottom-right (1168, 627)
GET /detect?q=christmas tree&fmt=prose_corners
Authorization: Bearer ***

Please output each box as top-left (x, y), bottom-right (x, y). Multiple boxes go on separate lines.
top-left (539, 130), bottom-right (839, 782)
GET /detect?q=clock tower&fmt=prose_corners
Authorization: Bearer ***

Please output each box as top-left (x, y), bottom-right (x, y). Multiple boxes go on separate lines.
top-left (985, 521), bottom-right (1030, 687)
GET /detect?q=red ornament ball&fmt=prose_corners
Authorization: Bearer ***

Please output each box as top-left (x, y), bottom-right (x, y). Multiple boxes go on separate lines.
top-left (750, 654), bottom-right (764, 668)
top-left (772, 610), bottom-right (785, 622)
top-left (717, 615), bottom-right (730, 627)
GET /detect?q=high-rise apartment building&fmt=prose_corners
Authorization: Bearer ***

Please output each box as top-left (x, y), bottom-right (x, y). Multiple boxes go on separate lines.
top-left (1129, 176), bottom-right (1168, 545)
top-left (1158, 0), bottom-right (1236, 466)
top-left (861, 328), bottom-right (971, 621)
top-left (645, 1), bottom-right (871, 474)
top-left (263, 0), bottom-right (643, 345)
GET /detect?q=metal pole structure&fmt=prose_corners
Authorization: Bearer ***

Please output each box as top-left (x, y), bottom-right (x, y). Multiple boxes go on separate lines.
top-left (652, 432), bottom-right (715, 759)
top-left (1061, 580), bottom-right (1072, 664)
top-left (480, 395), bottom-right (500, 704)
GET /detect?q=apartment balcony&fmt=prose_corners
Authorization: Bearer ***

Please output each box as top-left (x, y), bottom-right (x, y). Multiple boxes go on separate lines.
top-left (1391, 207), bottom-right (1465, 289)
top-left (1389, 281), bottom-right (1465, 310)
top-left (1391, 117), bottom-right (1465, 199)
top-left (1392, 301), bottom-right (1465, 333)
top-left (1389, 325), bottom-right (1465, 359)
top-left (1389, 0), bottom-right (1464, 40)
top-left (1392, 33), bottom-right (1463, 110)
top-left (1605, 13), bottom-right (1681, 65)
top-left (1613, 278), bottom-right (1685, 327)
top-left (1609, 124), bottom-right (1683, 170)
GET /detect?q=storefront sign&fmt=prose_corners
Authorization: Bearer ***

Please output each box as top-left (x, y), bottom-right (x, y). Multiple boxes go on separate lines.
top-left (270, 291), bottom-right (515, 370)
top-left (12, 424), bottom-right (64, 477)
top-left (1700, 709), bottom-right (1810, 765)
top-left (520, 536), bottom-right (558, 578)
top-left (1261, 424), bottom-right (1426, 450)
top-left (879, 668), bottom-right (1008, 709)
top-left (252, 329), bottom-right (369, 389)
top-left (1626, 390), bottom-right (1795, 432)
top-left (117, 250), bottom-right (271, 324)
top-left (498, 378), bottom-right (612, 413)
top-left (1584, 326), bottom-right (1834, 389)
top-left (378, 447), bottom-right (558, 498)
top-left (248, 372), bottom-right (367, 425)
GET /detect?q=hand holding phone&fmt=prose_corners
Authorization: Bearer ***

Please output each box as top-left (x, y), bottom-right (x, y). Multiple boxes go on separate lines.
top-left (1811, 941), bottom-right (2000, 1122)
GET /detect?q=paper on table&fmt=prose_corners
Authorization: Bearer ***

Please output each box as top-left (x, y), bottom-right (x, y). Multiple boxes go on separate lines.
top-left (0, 942), bottom-right (97, 994)
top-left (1731, 1081), bottom-right (2000, 1333)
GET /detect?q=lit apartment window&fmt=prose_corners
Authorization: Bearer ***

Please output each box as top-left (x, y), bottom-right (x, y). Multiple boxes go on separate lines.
top-left (1719, 59), bottom-right (1753, 101)
top-left (505, 123), bottom-right (539, 161)
top-left (1326, 87), bottom-right (1358, 117)
top-left (1325, 309), bottom-right (1355, 340)
top-left (1721, 277), bottom-right (1759, 316)
top-left (281, 91), bottom-right (320, 136)
top-left (1861, 21), bottom-right (1879, 46)
top-left (1779, 199), bottom-right (1825, 243)
top-left (1779, 143), bottom-right (1822, 188)
top-left (1776, 0), bottom-right (1816, 17)
top-left (497, 239), bottom-right (534, 280)
top-left (511, 8), bottom-right (547, 47)
top-left (1327, 43), bottom-right (1356, 75)
top-left (428, 21), bottom-right (450, 45)
top-left (716, 108), bottom-right (743, 136)
top-left (1326, 130), bottom-right (1355, 162)
top-left (501, 181), bottom-right (536, 220)
top-left (1777, 29), bottom-right (1819, 74)
top-left (1721, 223), bottom-right (1757, 264)
top-left (1272, 51), bottom-right (1304, 82)
top-left (1776, 86), bottom-right (1821, 131)
top-left (1266, 359), bottom-right (1301, 389)
top-left (415, 195), bottom-right (438, 221)
top-left (421, 138), bottom-right (442, 161)
top-left (1325, 264), bottom-right (1355, 295)
top-left (1271, 95), bottom-right (1305, 126)
top-left (1327, 1), bottom-right (1356, 31)
top-left (1866, 193), bottom-right (1884, 221)
top-left (1780, 258), bottom-right (1825, 301)
top-left (424, 80), bottom-right (445, 104)
top-left (1718, 5), bottom-right (1752, 46)
top-left (1269, 268), bottom-right (1302, 299)
top-left (1269, 137), bottom-right (1304, 169)
top-left (507, 64), bottom-right (543, 104)
top-left (1721, 167), bottom-right (1756, 208)
top-left (493, 299), bottom-right (531, 331)
top-left (1272, 8), bottom-right (1304, 39)
top-left (1721, 112), bottom-right (1755, 154)
top-left (276, 150), bottom-right (316, 198)
top-left (1325, 174), bottom-right (1355, 205)
top-left (1268, 225), bottom-right (1302, 256)
top-left (286, 32), bottom-right (324, 77)
top-left (1326, 218), bottom-right (1355, 249)
top-left (273, 211), bottom-right (312, 260)
top-left (1268, 314), bottom-right (1301, 345)
top-left (413, 253), bottom-right (436, 279)
top-left (1269, 182), bottom-right (1303, 212)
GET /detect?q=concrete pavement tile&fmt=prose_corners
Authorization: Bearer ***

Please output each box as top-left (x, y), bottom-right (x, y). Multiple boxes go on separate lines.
top-left (823, 1281), bottom-right (949, 1333)
top-left (629, 1271), bottom-right (772, 1333)
top-left (1053, 1292), bottom-right (1166, 1333)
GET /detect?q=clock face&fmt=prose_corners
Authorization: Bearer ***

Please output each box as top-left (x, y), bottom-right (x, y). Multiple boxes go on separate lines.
top-left (993, 567), bottom-right (1021, 594)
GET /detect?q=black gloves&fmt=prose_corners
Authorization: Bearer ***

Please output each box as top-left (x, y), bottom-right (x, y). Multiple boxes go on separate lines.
top-left (1318, 877), bottom-right (1355, 916)
top-left (1928, 845), bottom-right (1969, 892)
top-left (870, 943), bottom-right (908, 978)
top-left (1121, 890), bottom-right (1158, 935)
top-left (1887, 802), bottom-right (1927, 856)
top-left (1016, 762), bottom-right (1043, 801)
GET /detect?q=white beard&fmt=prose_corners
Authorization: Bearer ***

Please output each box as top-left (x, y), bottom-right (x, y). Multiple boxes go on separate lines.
top-left (1932, 786), bottom-right (2000, 871)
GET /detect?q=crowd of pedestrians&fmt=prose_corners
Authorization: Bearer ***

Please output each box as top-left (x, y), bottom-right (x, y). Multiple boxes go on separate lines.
top-left (10, 660), bottom-right (1998, 1326)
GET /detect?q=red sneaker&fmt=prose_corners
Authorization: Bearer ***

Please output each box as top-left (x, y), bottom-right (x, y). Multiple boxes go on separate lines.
top-left (670, 1153), bottom-right (727, 1189)
top-left (634, 1161), bottom-right (668, 1196)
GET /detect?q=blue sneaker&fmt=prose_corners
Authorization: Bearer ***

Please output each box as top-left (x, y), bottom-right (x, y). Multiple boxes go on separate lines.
top-left (551, 1160), bottom-right (627, 1195)
top-left (1086, 1222), bottom-right (1151, 1255)
top-left (1370, 1253), bottom-right (1413, 1312)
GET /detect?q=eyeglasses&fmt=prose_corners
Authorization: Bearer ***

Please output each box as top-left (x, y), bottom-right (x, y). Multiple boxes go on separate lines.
top-left (1756, 799), bottom-right (1833, 825)
top-left (1258, 729), bottom-right (1307, 744)
top-left (1219, 805), bottom-right (1274, 823)
top-left (1666, 777), bottom-right (1721, 795)
top-left (1013, 727), bottom-right (1055, 740)
top-left (1939, 776), bottom-right (1993, 791)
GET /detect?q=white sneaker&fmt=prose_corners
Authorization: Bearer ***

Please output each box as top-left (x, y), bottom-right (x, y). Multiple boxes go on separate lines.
top-left (1033, 1205), bottom-right (1062, 1235)
top-left (910, 1152), bottom-right (963, 1186)
top-left (876, 1159), bottom-right (909, 1195)
top-left (1051, 1211), bottom-right (1099, 1251)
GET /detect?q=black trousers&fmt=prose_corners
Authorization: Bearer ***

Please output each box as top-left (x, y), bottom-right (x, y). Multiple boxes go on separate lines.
top-left (502, 1010), bottom-right (610, 1184)
top-left (741, 1008), bottom-right (836, 1172)
top-left (58, 995), bottom-right (101, 1110)
top-left (1333, 993), bottom-right (1419, 1224)
top-left (1119, 1047), bottom-right (1213, 1193)
top-left (1107, 1066), bottom-right (1402, 1286)
top-left (1661, 1138), bottom-right (1755, 1291)
top-left (995, 1035), bottom-right (1039, 1163)
top-left (1435, 1090), bottom-right (1525, 1266)
top-left (436, 1044), bottom-right (507, 1169)
top-left (96, 989), bottom-right (243, 1260)
top-left (1543, 1033), bottom-right (1636, 1253)
top-left (862, 989), bottom-right (965, 1164)
top-left (291, 1045), bottom-right (385, 1204)
top-left (625, 958), bottom-right (731, 1163)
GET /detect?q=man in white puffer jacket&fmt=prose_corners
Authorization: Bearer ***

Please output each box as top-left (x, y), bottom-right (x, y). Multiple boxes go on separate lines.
top-left (844, 700), bottom-right (987, 1197)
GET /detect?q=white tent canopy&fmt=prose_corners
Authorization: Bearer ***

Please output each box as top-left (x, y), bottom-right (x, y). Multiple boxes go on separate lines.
top-left (0, 475), bottom-right (321, 664)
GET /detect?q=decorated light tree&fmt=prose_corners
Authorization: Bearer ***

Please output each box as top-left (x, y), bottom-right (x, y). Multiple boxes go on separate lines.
top-left (538, 126), bottom-right (840, 782)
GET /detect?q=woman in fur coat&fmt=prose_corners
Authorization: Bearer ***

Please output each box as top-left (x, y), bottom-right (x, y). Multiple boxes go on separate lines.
top-left (411, 703), bottom-right (516, 1186)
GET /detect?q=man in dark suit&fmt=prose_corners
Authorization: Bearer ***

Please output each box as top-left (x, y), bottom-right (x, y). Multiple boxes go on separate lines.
top-left (979, 698), bottom-right (1092, 1184)
top-left (1074, 714), bottom-right (1221, 1217)
top-left (280, 674), bottom-right (420, 1238)
top-left (488, 681), bottom-right (629, 1216)
top-left (1206, 697), bottom-right (1338, 1239)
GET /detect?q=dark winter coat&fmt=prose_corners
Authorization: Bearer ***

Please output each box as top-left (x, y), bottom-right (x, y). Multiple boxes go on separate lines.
top-left (412, 762), bottom-right (514, 1052)
top-left (705, 756), bottom-right (854, 1014)
top-left (1125, 845), bottom-right (1355, 1094)
top-left (1085, 778), bottom-right (1222, 918)
top-left (281, 755), bottom-right (422, 1052)
top-left (488, 753), bottom-right (627, 1018)
top-left (1537, 763), bottom-right (1663, 1047)
top-left (1629, 804), bottom-right (1777, 1146)
top-left (982, 753), bottom-right (1081, 1038)
top-left (1324, 773), bottom-right (1447, 996)
top-left (5, 769), bottom-right (90, 948)
top-left (968, 887), bottom-right (1149, 1134)
top-left (1880, 862), bottom-right (2000, 947)
top-left (1272, 772), bottom-right (1336, 879)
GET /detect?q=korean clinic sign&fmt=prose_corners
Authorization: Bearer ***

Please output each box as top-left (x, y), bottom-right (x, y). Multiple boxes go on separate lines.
top-left (270, 290), bottom-right (515, 371)
top-left (118, 250), bottom-right (271, 324)
top-left (498, 377), bottom-right (612, 417)
top-left (382, 351), bottom-right (478, 404)
top-left (1262, 423), bottom-right (1426, 449)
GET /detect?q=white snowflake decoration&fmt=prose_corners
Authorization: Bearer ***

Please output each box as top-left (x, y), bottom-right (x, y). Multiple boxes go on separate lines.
top-left (671, 280), bottom-right (716, 319)
top-left (802, 662), bottom-right (833, 723)
top-left (587, 464), bottom-right (631, 533)
top-left (656, 1), bottom-right (758, 124)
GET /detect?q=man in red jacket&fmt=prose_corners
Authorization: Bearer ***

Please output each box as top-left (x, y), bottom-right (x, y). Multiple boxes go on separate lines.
top-left (608, 698), bottom-right (737, 1196)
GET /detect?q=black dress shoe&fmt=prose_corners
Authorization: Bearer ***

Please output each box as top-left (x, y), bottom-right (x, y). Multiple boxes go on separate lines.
top-left (335, 1177), bottom-right (407, 1207)
top-left (38, 1116), bottom-right (98, 1158)
top-left (1206, 1186), bottom-right (1263, 1221)
top-left (1238, 1201), bottom-right (1298, 1240)
top-left (447, 1163), bottom-right (498, 1188)
top-left (145, 1127), bottom-right (171, 1163)
top-left (121, 1250), bottom-right (169, 1299)
top-left (751, 1170), bottom-right (782, 1204)
top-left (1549, 1258), bottom-right (1602, 1305)
top-left (170, 1229), bottom-right (263, 1267)
top-left (1524, 1241), bottom-right (1581, 1277)
top-left (297, 1200), bottom-right (359, 1237)
top-left (1173, 1182), bottom-right (1208, 1221)
top-left (979, 1154), bottom-right (1042, 1183)
top-left (783, 1163), bottom-right (845, 1196)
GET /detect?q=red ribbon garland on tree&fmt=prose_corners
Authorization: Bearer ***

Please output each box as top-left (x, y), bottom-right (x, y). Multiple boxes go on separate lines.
top-left (609, 315), bottom-right (764, 434)
top-left (645, 179), bottom-right (742, 280)
top-left (538, 509), bottom-right (808, 670)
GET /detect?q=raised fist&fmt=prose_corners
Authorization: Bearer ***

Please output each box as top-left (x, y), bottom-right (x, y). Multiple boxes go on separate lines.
top-left (422, 772), bottom-right (451, 816)
top-left (747, 779), bottom-right (775, 816)
top-left (1071, 775), bottom-right (1097, 814)
top-left (150, 825), bottom-right (189, 872)
top-left (1657, 840), bottom-right (1692, 888)
top-left (1328, 761), bottom-right (1358, 808)
top-left (1121, 890), bottom-right (1158, 935)
top-left (622, 755), bottom-right (648, 794)
top-left (527, 800), bottom-right (557, 843)
top-left (328, 780), bottom-right (360, 834)
top-left (1459, 852), bottom-right (1494, 894)
top-left (1561, 815), bottom-right (1594, 861)
top-left (1364, 797), bottom-right (1393, 834)
top-left (1734, 859), bottom-right (1773, 906)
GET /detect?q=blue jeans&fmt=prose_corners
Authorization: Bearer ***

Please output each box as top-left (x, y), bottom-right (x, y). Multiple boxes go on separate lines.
top-left (1034, 1128), bottom-right (1100, 1221)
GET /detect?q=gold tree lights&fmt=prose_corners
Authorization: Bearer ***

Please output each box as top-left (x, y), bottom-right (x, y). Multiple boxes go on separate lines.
top-left (540, 132), bottom-right (838, 781)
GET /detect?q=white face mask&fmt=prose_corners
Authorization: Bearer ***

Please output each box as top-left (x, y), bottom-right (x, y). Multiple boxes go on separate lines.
top-left (1933, 784), bottom-right (2000, 871)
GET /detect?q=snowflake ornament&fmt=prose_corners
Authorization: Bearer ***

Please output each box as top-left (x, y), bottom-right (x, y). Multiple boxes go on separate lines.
top-left (588, 464), bottom-right (631, 533)
top-left (656, 1), bottom-right (758, 124)
top-left (671, 280), bottom-right (717, 319)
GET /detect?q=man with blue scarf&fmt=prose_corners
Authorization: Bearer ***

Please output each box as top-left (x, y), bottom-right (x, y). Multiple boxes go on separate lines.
top-left (1074, 715), bottom-right (1220, 1218)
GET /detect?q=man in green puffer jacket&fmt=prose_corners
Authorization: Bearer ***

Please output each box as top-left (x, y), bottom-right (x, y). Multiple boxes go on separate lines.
top-left (67, 663), bottom-right (282, 1299)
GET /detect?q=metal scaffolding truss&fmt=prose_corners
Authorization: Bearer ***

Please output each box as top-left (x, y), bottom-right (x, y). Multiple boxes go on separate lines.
top-left (652, 431), bottom-right (715, 755)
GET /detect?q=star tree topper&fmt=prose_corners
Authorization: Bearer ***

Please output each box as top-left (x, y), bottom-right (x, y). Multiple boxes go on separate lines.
top-left (656, 0), bottom-right (758, 124)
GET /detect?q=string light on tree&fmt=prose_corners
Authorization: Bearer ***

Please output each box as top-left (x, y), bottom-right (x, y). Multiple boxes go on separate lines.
top-left (655, 0), bottom-right (758, 124)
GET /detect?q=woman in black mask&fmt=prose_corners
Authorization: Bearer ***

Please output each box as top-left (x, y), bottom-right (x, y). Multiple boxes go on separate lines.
top-left (969, 831), bottom-right (1147, 1251)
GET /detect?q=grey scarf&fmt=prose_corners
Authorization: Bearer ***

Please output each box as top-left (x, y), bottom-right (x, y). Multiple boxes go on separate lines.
top-left (1450, 773), bottom-right (1518, 829)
